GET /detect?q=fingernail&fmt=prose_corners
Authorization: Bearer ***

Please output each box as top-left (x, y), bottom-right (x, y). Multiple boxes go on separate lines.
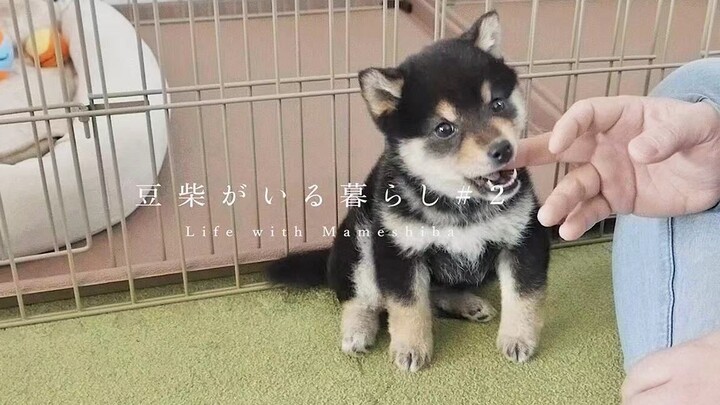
top-left (559, 225), bottom-right (575, 241)
top-left (537, 206), bottom-right (551, 226)
top-left (548, 136), bottom-right (561, 154)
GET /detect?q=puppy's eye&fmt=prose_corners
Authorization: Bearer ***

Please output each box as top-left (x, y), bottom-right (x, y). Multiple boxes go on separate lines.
top-left (434, 122), bottom-right (456, 138)
top-left (491, 98), bottom-right (506, 113)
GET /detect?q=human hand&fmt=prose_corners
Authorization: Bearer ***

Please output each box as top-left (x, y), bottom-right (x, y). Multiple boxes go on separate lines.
top-left (621, 330), bottom-right (720, 405)
top-left (511, 96), bottom-right (720, 240)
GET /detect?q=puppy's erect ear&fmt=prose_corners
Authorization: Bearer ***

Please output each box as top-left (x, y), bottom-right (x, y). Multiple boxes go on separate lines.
top-left (460, 11), bottom-right (502, 58)
top-left (358, 67), bottom-right (404, 118)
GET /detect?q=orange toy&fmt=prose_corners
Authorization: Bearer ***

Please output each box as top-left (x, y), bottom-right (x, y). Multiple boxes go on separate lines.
top-left (24, 28), bottom-right (70, 68)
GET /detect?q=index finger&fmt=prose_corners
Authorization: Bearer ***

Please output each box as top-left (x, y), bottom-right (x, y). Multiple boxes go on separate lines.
top-left (508, 132), bottom-right (557, 169)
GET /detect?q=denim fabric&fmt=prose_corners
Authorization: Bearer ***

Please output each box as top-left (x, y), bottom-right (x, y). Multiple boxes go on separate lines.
top-left (612, 58), bottom-right (720, 370)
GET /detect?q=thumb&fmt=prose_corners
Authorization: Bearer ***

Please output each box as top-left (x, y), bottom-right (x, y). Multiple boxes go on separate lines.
top-left (628, 127), bottom-right (701, 164)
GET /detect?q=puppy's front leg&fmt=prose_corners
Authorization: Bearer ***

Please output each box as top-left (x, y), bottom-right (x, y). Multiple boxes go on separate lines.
top-left (386, 265), bottom-right (433, 372)
top-left (496, 250), bottom-right (545, 363)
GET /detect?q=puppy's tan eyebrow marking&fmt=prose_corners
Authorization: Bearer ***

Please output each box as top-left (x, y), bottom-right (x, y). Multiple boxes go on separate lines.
top-left (435, 100), bottom-right (458, 122)
top-left (481, 81), bottom-right (492, 103)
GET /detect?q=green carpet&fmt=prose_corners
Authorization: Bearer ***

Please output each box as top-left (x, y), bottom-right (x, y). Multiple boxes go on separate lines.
top-left (0, 243), bottom-right (623, 404)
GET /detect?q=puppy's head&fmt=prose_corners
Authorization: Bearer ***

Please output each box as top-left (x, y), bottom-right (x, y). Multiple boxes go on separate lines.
top-left (359, 11), bottom-right (526, 201)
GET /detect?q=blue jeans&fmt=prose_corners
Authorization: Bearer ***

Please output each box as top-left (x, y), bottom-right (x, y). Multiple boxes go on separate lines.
top-left (613, 58), bottom-right (720, 370)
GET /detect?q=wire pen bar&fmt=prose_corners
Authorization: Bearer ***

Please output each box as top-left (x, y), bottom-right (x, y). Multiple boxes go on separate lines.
top-left (71, 0), bottom-right (115, 270)
top-left (122, 4), bottom-right (388, 26)
top-left (0, 0), bottom-right (717, 328)
top-left (240, 0), bottom-right (263, 250)
top-left (328, 0), bottom-right (340, 228)
top-left (7, 0), bottom-right (61, 255)
top-left (151, 0), bottom-right (191, 296)
top-left (0, 192), bottom-right (27, 319)
top-left (0, 61), bottom-right (693, 127)
top-left (271, 0), bottom-right (292, 258)
top-left (18, 0), bottom-right (83, 310)
top-left (0, 281), bottom-right (276, 329)
top-left (2, 53), bottom-right (661, 119)
top-left (295, 0), bottom-right (309, 243)
top-left (0, 53), bottom-right (662, 115)
top-left (132, 0), bottom-right (168, 262)
top-left (642, 0), bottom-right (665, 96)
top-left (522, 0), bottom-right (538, 139)
top-left (88, 0), bottom-right (137, 304)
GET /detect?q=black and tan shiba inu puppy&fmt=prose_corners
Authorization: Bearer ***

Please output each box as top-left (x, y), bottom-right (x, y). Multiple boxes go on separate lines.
top-left (268, 11), bottom-right (550, 372)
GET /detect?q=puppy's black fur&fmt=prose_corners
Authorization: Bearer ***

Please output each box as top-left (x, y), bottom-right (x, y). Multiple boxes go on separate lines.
top-left (267, 11), bottom-right (550, 372)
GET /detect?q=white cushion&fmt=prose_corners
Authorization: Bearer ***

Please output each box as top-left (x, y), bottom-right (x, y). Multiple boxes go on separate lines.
top-left (0, 0), bottom-right (167, 260)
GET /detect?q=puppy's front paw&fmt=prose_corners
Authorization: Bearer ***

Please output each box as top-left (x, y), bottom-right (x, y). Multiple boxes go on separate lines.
top-left (390, 343), bottom-right (432, 372)
top-left (496, 334), bottom-right (537, 363)
top-left (386, 298), bottom-right (433, 372)
top-left (341, 331), bottom-right (375, 356)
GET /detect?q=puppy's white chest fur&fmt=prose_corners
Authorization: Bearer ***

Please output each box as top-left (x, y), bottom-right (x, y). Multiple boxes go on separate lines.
top-left (381, 194), bottom-right (533, 259)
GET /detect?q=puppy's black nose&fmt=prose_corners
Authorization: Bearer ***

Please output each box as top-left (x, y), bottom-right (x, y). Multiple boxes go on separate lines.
top-left (487, 140), bottom-right (513, 165)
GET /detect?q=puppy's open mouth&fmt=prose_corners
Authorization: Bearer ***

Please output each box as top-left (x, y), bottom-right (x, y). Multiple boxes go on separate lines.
top-left (470, 169), bottom-right (518, 190)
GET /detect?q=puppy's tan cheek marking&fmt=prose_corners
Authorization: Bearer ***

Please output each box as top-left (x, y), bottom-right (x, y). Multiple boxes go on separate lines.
top-left (458, 136), bottom-right (498, 169)
top-left (435, 100), bottom-right (458, 122)
top-left (458, 136), bottom-right (489, 167)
